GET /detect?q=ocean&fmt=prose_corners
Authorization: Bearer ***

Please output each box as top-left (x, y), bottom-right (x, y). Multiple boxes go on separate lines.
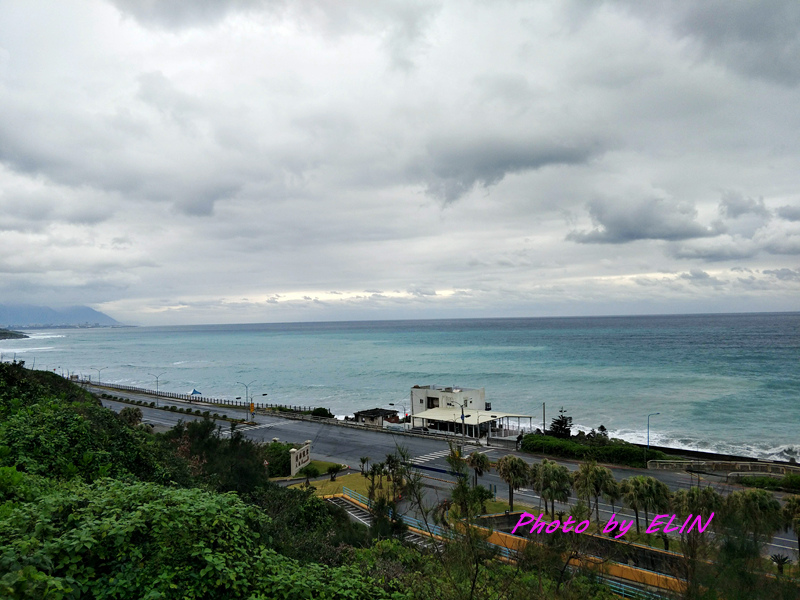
top-left (2, 313), bottom-right (798, 460)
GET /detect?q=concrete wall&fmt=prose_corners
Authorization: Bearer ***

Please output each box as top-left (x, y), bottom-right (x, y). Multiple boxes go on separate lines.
top-left (648, 459), bottom-right (800, 475)
top-left (410, 386), bottom-right (485, 416)
top-left (290, 440), bottom-right (312, 476)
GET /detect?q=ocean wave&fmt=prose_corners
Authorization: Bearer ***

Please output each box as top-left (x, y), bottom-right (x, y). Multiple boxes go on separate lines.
top-left (601, 425), bottom-right (798, 462)
top-left (25, 334), bottom-right (66, 339)
top-left (0, 346), bottom-right (56, 354)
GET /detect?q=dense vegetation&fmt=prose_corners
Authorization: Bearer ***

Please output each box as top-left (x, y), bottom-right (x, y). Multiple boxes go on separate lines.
top-left (737, 473), bottom-right (800, 493)
top-left (0, 361), bottom-right (622, 599)
top-left (520, 433), bottom-right (668, 467)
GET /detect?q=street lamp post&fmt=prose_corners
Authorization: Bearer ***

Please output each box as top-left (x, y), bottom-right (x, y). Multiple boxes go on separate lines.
top-left (93, 367), bottom-right (107, 386)
top-left (646, 412), bottom-right (660, 467)
top-left (236, 381), bottom-right (267, 421)
top-left (236, 380), bottom-right (256, 421)
top-left (148, 372), bottom-right (166, 407)
top-left (452, 400), bottom-right (471, 442)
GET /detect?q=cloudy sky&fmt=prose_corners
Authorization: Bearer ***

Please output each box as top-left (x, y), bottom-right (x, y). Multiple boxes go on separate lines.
top-left (2, 0), bottom-right (799, 325)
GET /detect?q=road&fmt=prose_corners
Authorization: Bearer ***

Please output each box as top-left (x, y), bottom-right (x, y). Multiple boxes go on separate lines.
top-left (92, 385), bottom-right (798, 558)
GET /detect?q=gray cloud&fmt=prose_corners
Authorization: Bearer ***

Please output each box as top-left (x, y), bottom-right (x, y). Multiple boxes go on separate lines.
top-left (777, 205), bottom-right (800, 221)
top-left (763, 267), bottom-right (800, 281)
top-left (619, 0), bottom-right (800, 85)
top-left (764, 234), bottom-right (800, 255)
top-left (680, 269), bottom-right (724, 287)
top-left (719, 191), bottom-right (770, 219)
top-left (567, 197), bottom-right (716, 244)
top-left (108, 0), bottom-right (273, 29)
top-left (670, 237), bottom-right (758, 262)
top-left (420, 136), bottom-right (605, 204)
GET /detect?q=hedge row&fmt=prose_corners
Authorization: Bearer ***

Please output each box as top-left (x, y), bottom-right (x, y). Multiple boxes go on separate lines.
top-left (99, 393), bottom-right (230, 421)
top-left (737, 474), bottom-right (800, 493)
top-left (520, 434), bottom-right (669, 468)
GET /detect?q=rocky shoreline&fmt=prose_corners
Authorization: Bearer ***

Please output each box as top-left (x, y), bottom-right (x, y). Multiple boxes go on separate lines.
top-left (0, 329), bottom-right (28, 340)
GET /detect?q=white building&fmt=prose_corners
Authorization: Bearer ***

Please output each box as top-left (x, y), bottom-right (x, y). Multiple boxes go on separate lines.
top-left (409, 384), bottom-right (532, 440)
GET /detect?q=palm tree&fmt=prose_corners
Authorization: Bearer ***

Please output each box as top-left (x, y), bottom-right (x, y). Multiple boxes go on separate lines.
top-left (726, 488), bottom-right (783, 548)
top-left (466, 451), bottom-right (491, 488)
top-left (359, 456), bottom-right (370, 476)
top-left (782, 494), bottom-right (800, 556)
top-left (573, 460), bottom-right (615, 524)
top-left (539, 459), bottom-right (572, 517)
top-left (642, 477), bottom-right (671, 529)
top-left (602, 477), bottom-right (621, 515)
top-left (496, 454), bottom-right (529, 512)
top-left (770, 554), bottom-right (792, 576)
top-left (620, 477), bottom-right (644, 534)
top-left (672, 485), bottom-right (723, 523)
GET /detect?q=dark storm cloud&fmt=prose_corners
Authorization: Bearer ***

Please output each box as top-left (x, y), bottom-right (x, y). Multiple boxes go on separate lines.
top-left (777, 205), bottom-right (800, 221)
top-left (567, 197), bottom-right (716, 244)
top-left (420, 136), bottom-right (604, 204)
top-left (718, 191), bottom-right (770, 219)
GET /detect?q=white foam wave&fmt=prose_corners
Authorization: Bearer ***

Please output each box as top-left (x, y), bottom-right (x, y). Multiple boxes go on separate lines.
top-left (0, 346), bottom-right (55, 354)
top-left (600, 425), bottom-right (798, 462)
top-left (25, 334), bottom-right (66, 339)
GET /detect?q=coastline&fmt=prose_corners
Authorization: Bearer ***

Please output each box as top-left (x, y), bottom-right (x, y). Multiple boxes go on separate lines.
top-left (0, 329), bottom-right (28, 340)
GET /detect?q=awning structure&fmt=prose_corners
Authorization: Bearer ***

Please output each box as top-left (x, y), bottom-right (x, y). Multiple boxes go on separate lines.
top-left (411, 407), bottom-right (532, 426)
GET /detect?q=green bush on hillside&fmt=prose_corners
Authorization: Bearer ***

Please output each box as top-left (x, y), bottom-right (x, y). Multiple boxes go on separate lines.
top-left (0, 474), bottom-right (395, 600)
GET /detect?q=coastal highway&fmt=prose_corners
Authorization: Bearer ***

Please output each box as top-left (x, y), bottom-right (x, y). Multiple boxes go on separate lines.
top-left (92, 387), bottom-right (798, 557)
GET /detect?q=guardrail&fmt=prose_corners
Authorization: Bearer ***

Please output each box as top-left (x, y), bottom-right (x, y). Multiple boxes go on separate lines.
top-left (648, 459), bottom-right (800, 476)
top-left (90, 382), bottom-right (316, 412)
top-left (604, 580), bottom-right (667, 599)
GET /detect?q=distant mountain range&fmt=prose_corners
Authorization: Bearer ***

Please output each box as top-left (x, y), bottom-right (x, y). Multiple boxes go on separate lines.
top-left (0, 305), bottom-right (123, 328)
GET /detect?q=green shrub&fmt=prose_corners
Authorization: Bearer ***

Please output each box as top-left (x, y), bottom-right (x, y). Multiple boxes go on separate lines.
top-left (738, 474), bottom-right (800, 493)
top-left (169, 405), bottom-right (177, 412)
top-left (195, 410), bottom-right (202, 416)
top-left (263, 441), bottom-right (293, 478)
top-left (0, 476), bottom-right (394, 600)
top-left (520, 434), bottom-right (668, 468)
top-left (311, 407), bottom-right (334, 418)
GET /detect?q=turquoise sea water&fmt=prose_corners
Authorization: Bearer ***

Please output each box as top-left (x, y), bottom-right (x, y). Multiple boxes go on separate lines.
top-left (2, 313), bottom-right (798, 460)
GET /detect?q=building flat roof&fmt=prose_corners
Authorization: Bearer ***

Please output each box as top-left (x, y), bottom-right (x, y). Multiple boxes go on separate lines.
top-left (353, 408), bottom-right (398, 418)
top-left (412, 385), bottom-right (480, 392)
top-left (412, 407), bottom-right (532, 426)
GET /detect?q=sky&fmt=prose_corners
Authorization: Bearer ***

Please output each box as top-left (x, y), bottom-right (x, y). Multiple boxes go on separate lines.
top-left (1, 0), bottom-right (799, 325)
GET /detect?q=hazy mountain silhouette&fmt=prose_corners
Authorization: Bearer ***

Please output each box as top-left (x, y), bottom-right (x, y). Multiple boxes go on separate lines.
top-left (0, 305), bottom-right (122, 328)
